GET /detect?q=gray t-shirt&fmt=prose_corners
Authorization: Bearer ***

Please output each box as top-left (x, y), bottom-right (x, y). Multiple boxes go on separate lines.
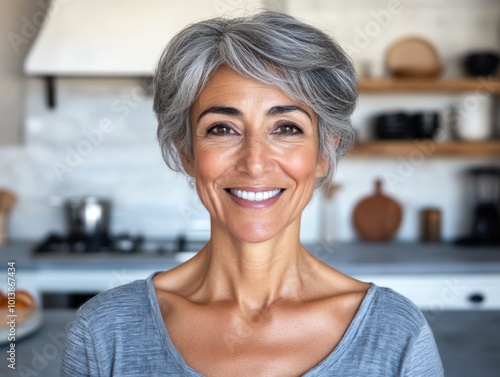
top-left (60, 271), bottom-right (444, 376)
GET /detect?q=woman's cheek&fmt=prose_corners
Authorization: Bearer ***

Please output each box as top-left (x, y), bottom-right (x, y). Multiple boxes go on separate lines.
top-left (283, 147), bottom-right (318, 178)
top-left (196, 144), bottom-right (232, 177)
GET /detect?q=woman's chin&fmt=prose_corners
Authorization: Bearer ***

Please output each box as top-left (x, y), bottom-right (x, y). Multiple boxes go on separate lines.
top-left (225, 224), bottom-right (283, 244)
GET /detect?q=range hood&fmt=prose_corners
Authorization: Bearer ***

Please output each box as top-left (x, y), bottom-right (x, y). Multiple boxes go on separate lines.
top-left (24, 0), bottom-right (272, 77)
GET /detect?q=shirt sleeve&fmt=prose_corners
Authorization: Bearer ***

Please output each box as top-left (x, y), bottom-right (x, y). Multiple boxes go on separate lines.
top-left (401, 321), bottom-right (444, 377)
top-left (60, 311), bottom-right (101, 377)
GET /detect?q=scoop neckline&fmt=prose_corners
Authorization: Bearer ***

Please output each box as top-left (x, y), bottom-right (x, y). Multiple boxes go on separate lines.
top-left (145, 270), bottom-right (378, 377)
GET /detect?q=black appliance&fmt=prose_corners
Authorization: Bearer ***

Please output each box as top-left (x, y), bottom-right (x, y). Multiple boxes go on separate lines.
top-left (455, 167), bottom-right (500, 246)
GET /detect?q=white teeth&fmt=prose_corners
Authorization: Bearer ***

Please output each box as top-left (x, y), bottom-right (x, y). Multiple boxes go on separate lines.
top-left (229, 189), bottom-right (282, 201)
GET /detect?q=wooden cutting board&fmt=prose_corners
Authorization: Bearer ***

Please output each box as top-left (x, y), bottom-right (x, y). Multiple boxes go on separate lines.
top-left (352, 179), bottom-right (402, 241)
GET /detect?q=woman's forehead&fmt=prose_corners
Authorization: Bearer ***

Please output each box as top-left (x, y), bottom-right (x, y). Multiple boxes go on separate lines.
top-left (190, 67), bottom-right (316, 121)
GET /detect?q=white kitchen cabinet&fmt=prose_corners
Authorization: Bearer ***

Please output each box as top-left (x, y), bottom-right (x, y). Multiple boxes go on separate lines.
top-left (354, 273), bottom-right (500, 310)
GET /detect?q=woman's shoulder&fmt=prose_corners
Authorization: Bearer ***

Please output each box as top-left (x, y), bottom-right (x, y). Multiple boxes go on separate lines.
top-left (74, 274), bottom-right (154, 323)
top-left (366, 284), bottom-right (428, 331)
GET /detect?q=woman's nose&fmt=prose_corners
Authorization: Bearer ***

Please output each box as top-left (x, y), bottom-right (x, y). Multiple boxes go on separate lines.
top-left (235, 134), bottom-right (273, 178)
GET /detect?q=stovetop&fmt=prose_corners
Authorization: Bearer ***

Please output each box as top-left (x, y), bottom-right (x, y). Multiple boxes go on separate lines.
top-left (32, 233), bottom-right (191, 255)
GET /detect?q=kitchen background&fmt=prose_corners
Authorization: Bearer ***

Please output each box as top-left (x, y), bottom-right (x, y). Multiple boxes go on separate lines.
top-left (1, 1), bottom-right (500, 376)
top-left (1, 0), bottom-right (500, 244)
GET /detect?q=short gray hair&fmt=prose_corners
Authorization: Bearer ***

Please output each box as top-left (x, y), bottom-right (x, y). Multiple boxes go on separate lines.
top-left (153, 10), bottom-right (358, 189)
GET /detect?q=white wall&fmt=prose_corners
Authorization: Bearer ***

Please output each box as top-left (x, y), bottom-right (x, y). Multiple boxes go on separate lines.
top-left (0, 0), bottom-right (499, 243)
top-left (287, 0), bottom-right (500, 78)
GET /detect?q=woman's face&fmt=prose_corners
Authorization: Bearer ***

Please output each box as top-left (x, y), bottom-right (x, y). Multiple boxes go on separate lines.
top-left (186, 66), bottom-right (329, 243)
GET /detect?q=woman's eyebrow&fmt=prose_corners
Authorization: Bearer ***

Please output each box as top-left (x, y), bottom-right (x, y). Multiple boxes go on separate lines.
top-left (266, 105), bottom-right (312, 121)
top-left (197, 106), bottom-right (242, 123)
top-left (197, 105), bottom-right (312, 123)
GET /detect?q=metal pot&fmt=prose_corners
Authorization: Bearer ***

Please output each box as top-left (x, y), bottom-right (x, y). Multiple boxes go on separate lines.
top-left (64, 197), bottom-right (111, 238)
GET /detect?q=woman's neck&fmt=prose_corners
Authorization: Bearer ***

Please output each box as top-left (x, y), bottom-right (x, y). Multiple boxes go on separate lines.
top-left (193, 217), bottom-right (315, 311)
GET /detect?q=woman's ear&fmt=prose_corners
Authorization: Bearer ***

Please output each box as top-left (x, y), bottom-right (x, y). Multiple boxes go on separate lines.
top-left (174, 138), bottom-right (195, 177)
top-left (315, 134), bottom-right (339, 178)
top-left (316, 154), bottom-right (329, 178)
top-left (180, 152), bottom-right (195, 177)
top-left (332, 134), bottom-right (340, 149)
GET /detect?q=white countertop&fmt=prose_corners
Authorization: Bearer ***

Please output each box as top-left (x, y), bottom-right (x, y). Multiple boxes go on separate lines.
top-left (2, 240), bottom-right (500, 274)
top-left (2, 240), bottom-right (500, 310)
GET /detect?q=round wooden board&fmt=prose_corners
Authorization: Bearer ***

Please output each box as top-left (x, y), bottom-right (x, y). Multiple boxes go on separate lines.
top-left (352, 179), bottom-right (402, 241)
top-left (386, 36), bottom-right (442, 78)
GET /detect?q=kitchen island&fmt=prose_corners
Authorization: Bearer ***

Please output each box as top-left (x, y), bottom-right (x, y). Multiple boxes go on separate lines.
top-left (1, 309), bottom-right (499, 377)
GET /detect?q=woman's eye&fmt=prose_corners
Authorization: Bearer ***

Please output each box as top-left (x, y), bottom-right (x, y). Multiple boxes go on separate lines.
top-left (207, 124), bottom-right (235, 136)
top-left (274, 123), bottom-right (303, 135)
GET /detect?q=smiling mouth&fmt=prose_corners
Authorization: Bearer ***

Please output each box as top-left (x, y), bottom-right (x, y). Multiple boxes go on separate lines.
top-left (225, 188), bottom-right (284, 202)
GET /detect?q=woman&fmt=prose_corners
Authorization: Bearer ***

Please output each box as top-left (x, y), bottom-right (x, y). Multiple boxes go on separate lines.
top-left (61, 11), bottom-right (443, 377)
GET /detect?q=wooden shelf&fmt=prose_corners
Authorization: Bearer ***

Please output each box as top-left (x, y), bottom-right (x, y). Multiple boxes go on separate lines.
top-left (358, 78), bottom-right (500, 94)
top-left (348, 140), bottom-right (500, 157)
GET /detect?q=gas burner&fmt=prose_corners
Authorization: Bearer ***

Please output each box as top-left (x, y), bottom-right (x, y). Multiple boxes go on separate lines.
top-left (33, 233), bottom-right (144, 254)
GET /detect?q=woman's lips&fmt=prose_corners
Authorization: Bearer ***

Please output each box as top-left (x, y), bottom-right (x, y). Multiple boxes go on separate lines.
top-left (227, 186), bottom-right (281, 192)
top-left (225, 188), bottom-right (284, 209)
